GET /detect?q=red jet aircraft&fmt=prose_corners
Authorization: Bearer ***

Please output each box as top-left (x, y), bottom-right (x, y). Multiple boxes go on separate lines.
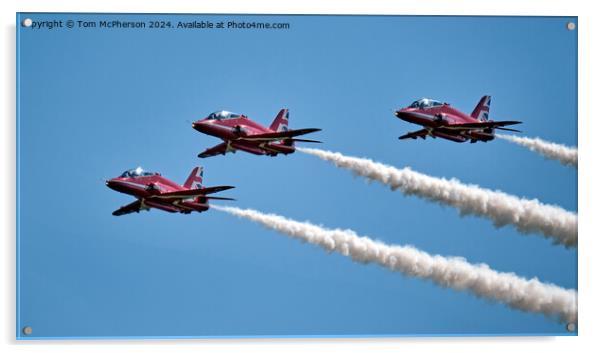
top-left (192, 109), bottom-right (321, 158)
top-left (395, 96), bottom-right (522, 143)
top-left (106, 166), bottom-right (234, 216)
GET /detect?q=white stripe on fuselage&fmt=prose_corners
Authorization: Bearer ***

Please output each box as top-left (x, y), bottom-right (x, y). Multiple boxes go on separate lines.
top-left (207, 123), bottom-right (237, 133)
top-left (407, 111), bottom-right (438, 120)
top-left (115, 180), bottom-right (148, 190)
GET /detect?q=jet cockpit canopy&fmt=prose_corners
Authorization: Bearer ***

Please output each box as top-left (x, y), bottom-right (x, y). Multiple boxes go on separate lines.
top-left (120, 167), bottom-right (158, 178)
top-left (207, 111), bottom-right (242, 120)
top-left (409, 98), bottom-right (445, 109)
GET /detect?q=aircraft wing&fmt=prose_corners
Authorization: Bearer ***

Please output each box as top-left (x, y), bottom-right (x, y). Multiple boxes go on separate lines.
top-left (399, 129), bottom-right (429, 140)
top-left (112, 200), bottom-right (146, 216)
top-left (153, 186), bottom-right (235, 199)
top-left (196, 186), bottom-right (236, 195)
top-left (198, 142), bottom-right (229, 158)
top-left (445, 120), bottom-right (522, 130)
top-left (238, 128), bottom-right (321, 141)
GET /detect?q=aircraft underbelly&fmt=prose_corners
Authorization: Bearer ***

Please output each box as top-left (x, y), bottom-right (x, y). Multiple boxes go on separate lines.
top-left (430, 129), bottom-right (467, 143)
top-left (178, 201), bottom-right (209, 212)
top-left (230, 141), bottom-right (266, 155)
top-left (144, 199), bottom-right (180, 213)
top-left (261, 143), bottom-right (295, 154)
top-left (466, 131), bottom-right (495, 141)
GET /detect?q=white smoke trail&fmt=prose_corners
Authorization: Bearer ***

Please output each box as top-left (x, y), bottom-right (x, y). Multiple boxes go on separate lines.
top-left (297, 148), bottom-right (577, 247)
top-left (212, 205), bottom-right (577, 323)
top-left (497, 134), bottom-right (577, 168)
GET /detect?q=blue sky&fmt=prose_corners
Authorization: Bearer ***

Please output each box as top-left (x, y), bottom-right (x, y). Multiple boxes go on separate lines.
top-left (17, 13), bottom-right (577, 338)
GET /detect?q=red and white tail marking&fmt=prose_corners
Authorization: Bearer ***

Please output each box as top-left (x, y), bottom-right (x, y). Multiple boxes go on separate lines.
top-left (269, 109), bottom-right (289, 132)
top-left (183, 166), bottom-right (204, 189)
top-left (471, 95), bottom-right (491, 121)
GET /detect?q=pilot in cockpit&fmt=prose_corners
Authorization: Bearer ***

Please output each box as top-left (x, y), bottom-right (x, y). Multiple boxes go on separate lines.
top-left (206, 111), bottom-right (242, 121)
top-left (409, 98), bottom-right (445, 109)
top-left (120, 167), bottom-right (158, 178)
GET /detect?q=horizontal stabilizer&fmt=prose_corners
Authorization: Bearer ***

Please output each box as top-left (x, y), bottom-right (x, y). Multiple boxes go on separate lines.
top-left (204, 196), bottom-right (236, 201)
top-left (290, 138), bottom-right (322, 143)
top-left (495, 126), bottom-right (522, 133)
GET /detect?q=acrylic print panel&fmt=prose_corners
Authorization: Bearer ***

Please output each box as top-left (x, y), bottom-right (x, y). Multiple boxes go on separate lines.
top-left (16, 13), bottom-right (577, 339)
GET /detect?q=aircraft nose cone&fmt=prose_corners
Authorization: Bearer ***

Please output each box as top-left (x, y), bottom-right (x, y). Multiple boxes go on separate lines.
top-left (106, 179), bottom-right (118, 190)
top-left (192, 120), bottom-right (210, 133)
top-left (394, 110), bottom-right (413, 122)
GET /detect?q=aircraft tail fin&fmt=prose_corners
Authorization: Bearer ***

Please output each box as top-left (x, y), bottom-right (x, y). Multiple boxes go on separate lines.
top-left (183, 166), bottom-right (203, 189)
top-left (471, 95), bottom-right (491, 121)
top-left (269, 109), bottom-right (289, 132)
